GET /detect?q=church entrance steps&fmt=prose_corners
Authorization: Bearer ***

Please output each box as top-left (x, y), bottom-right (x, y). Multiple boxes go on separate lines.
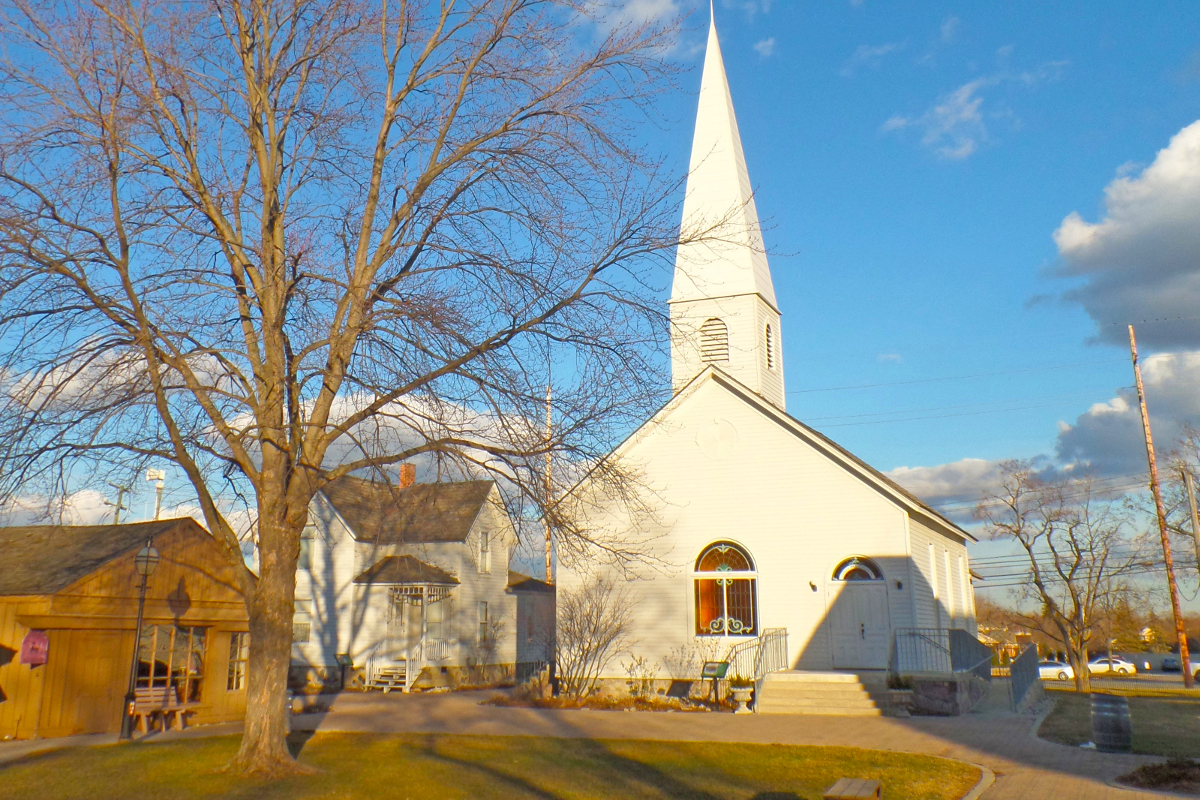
top-left (754, 671), bottom-right (887, 716)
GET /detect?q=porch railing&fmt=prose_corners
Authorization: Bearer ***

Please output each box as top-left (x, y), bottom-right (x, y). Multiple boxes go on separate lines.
top-left (891, 628), bottom-right (992, 681)
top-left (725, 628), bottom-right (789, 681)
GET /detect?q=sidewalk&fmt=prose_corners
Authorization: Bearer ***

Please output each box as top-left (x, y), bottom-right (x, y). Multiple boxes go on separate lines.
top-left (0, 691), bottom-right (1174, 799)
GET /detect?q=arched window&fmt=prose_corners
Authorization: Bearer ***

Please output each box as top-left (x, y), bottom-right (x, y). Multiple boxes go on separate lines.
top-left (832, 556), bottom-right (883, 582)
top-left (694, 542), bottom-right (757, 636)
top-left (699, 318), bottom-right (729, 363)
top-left (764, 324), bottom-right (774, 370)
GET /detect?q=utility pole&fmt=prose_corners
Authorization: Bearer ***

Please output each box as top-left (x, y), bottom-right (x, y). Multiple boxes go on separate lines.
top-left (543, 383), bottom-right (553, 585)
top-left (1129, 325), bottom-right (1193, 688)
top-left (145, 469), bottom-right (165, 520)
top-left (106, 482), bottom-right (129, 524)
top-left (1183, 469), bottom-right (1200, 611)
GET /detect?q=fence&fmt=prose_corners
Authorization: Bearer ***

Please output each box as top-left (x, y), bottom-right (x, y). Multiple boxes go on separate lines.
top-left (725, 628), bottom-right (789, 681)
top-left (1009, 644), bottom-right (1039, 710)
top-left (515, 660), bottom-right (548, 685)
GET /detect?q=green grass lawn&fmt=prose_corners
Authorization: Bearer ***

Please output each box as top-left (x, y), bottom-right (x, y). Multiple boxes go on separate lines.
top-left (0, 733), bottom-right (980, 800)
top-left (1039, 691), bottom-right (1200, 759)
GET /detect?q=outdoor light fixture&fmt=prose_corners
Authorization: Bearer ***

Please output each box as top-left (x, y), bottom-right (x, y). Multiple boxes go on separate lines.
top-left (120, 538), bottom-right (159, 740)
top-left (135, 543), bottom-right (160, 577)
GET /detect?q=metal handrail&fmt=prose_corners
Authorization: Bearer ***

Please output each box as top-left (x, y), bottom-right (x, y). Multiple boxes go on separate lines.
top-left (725, 628), bottom-right (788, 681)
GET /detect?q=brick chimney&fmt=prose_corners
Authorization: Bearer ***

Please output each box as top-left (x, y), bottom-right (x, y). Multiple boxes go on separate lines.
top-left (399, 463), bottom-right (416, 489)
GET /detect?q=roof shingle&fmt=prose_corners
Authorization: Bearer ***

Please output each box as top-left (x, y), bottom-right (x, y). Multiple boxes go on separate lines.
top-left (320, 476), bottom-right (494, 544)
top-left (353, 555), bottom-right (459, 586)
top-left (0, 519), bottom-right (191, 596)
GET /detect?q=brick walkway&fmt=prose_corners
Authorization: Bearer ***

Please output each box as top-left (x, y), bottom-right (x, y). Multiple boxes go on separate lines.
top-left (292, 691), bottom-right (1172, 800)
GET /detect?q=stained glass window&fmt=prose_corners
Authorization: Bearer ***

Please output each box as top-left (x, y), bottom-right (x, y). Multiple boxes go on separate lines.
top-left (694, 542), bottom-right (757, 636)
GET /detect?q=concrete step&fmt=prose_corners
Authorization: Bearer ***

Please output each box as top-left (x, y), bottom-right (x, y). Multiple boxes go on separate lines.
top-left (754, 671), bottom-right (887, 716)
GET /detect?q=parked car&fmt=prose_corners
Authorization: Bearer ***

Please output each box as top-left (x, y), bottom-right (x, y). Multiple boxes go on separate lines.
top-left (1162, 655), bottom-right (1181, 673)
top-left (1038, 660), bottom-right (1075, 681)
top-left (1087, 656), bottom-right (1138, 676)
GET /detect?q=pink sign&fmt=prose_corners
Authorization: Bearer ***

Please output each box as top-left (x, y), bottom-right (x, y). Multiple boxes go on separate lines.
top-left (20, 630), bottom-right (48, 666)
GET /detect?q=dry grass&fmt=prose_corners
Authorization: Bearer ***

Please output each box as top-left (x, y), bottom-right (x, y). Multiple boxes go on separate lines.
top-left (0, 733), bottom-right (980, 800)
top-left (1039, 692), bottom-right (1200, 759)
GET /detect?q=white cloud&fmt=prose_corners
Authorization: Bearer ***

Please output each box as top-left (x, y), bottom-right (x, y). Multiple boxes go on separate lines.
top-left (754, 37), bottom-right (776, 58)
top-left (883, 78), bottom-right (988, 159)
top-left (940, 16), bottom-right (960, 42)
top-left (1055, 351), bottom-right (1200, 475)
top-left (610, 0), bottom-right (681, 25)
top-left (887, 458), bottom-right (1004, 505)
top-left (1053, 120), bottom-right (1200, 347)
top-left (1, 489), bottom-right (115, 526)
top-left (840, 42), bottom-right (903, 77)
top-left (877, 353), bottom-right (903, 363)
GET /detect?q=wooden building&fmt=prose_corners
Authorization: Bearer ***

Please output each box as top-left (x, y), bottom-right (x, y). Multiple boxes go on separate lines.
top-left (0, 518), bottom-right (249, 739)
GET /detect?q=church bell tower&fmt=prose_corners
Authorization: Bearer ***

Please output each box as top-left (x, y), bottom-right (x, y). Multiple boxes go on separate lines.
top-left (670, 9), bottom-right (785, 411)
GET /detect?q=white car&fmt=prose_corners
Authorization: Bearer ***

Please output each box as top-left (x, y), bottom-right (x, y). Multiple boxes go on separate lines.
top-left (1038, 660), bottom-right (1075, 681)
top-left (1087, 656), bottom-right (1138, 676)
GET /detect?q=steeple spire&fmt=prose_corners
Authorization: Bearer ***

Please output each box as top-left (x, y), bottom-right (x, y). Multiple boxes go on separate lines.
top-left (671, 12), bottom-right (777, 310)
top-left (669, 11), bottom-right (785, 409)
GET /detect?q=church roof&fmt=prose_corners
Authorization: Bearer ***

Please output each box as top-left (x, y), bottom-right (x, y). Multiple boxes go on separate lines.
top-left (319, 475), bottom-right (494, 544)
top-left (670, 10), bottom-right (777, 312)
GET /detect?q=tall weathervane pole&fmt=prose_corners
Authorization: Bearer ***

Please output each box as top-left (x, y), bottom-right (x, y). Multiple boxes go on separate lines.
top-left (1129, 324), bottom-right (1193, 688)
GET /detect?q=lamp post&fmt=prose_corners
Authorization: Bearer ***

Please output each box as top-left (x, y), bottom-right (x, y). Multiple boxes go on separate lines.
top-left (119, 540), bottom-right (160, 740)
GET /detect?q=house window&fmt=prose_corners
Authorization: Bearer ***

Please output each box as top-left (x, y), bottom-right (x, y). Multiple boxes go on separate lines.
top-left (298, 526), bottom-right (314, 570)
top-left (765, 324), bottom-right (774, 370)
top-left (137, 625), bottom-right (206, 702)
top-left (293, 600), bottom-right (311, 643)
top-left (832, 556), bottom-right (883, 581)
top-left (699, 318), bottom-right (729, 363)
top-left (478, 601), bottom-right (489, 642)
top-left (478, 530), bottom-right (491, 574)
top-left (227, 632), bottom-right (249, 691)
top-left (694, 542), bottom-right (757, 636)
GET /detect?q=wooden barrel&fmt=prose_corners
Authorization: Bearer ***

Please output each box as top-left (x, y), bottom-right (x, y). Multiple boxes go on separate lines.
top-left (1090, 693), bottom-right (1131, 753)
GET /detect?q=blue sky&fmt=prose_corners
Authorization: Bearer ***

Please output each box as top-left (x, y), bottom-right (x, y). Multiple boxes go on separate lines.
top-left (635, 1), bottom-right (1200, 518)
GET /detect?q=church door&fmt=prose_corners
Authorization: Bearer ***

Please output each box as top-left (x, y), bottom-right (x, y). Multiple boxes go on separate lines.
top-left (829, 582), bottom-right (890, 669)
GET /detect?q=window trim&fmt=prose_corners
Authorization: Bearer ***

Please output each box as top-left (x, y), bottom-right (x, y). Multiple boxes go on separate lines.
top-left (699, 318), bottom-right (730, 364)
top-left (765, 324), bottom-right (774, 371)
top-left (831, 556), bottom-right (884, 582)
top-left (693, 541), bottom-right (758, 637)
top-left (227, 632), bottom-right (249, 691)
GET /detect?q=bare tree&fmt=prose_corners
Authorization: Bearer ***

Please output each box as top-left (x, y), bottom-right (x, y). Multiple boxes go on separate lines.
top-left (555, 576), bottom-right (632, 699)
top-left (0, 0), bottom-right (687, 775)
top-left (975, 461), bottom-right (1150, 692)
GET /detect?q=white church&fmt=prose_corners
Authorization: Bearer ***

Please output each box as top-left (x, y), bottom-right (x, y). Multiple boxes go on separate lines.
top-left (559, 12), bottom-right (978, 711)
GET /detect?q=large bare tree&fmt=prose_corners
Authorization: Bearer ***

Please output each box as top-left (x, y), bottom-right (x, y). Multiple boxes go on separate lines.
top-left (975, 461), bottom-right (1150, 692)
top-left (0, 0), bottom-right (687, 774)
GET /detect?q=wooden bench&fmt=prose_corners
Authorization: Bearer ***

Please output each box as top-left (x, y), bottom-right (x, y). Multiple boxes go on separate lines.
top-left (131, 686), bottom-right (196, 733)
top-left (824, 778), bottom-right (882, 799)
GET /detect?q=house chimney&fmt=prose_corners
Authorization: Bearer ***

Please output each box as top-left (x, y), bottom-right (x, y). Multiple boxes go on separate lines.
top-left (399, 464), bottom-right (416, 489)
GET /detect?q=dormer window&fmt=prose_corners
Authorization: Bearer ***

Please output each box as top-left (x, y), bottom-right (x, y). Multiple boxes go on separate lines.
top-left (765, 324), bottom-right (774, 371)
top-left (478, 530), bottom-right (491, 574)
top-left (699, 318), bottom-right (729, 363)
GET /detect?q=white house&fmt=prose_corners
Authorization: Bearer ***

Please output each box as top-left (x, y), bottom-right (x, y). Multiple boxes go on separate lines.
top-left (292, 470), bottom-right (554, 692)
top-left (557, 12), bottom-right (978, 709)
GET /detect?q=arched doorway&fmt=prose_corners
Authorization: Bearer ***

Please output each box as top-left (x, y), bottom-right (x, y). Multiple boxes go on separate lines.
top-left (828, 557), bottom-right (890, 669)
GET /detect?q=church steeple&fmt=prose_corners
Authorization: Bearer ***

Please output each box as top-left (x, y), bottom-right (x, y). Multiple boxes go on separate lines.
top-left (670, 12), bottom-right (785, 410)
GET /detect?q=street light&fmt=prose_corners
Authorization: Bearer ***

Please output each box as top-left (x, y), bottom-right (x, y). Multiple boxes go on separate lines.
top-left (119, 539), bottom-right (160, 740)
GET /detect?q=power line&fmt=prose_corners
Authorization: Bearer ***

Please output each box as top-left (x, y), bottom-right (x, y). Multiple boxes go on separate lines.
top-left (802, 389), bottom-right (1128, 423)
top-left (787, 355), bottom-right (1179, 395)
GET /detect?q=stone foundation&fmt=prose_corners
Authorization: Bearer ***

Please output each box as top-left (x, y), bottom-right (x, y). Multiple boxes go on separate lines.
top-left (905, 672), bottom-right (989, 716)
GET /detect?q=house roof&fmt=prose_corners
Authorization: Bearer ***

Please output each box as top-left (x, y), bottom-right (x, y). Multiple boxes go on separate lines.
top-left (0, 519), bottom-right (194, 596)
top-left (320, 475), bottom-right (495, 544)
top-left (353, 555), bottom-right (459, 586)
top-left (507, 571), bottom-right (554, 594)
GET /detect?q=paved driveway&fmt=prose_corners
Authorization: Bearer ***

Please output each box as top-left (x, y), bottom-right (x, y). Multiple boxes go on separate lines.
top-left (292, 691), bottom-right (1172, 800)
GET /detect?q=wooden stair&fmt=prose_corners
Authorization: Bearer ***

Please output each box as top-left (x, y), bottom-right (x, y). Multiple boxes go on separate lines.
top-left (368, 663), bottom-right (408, 693)
top-left (754, 671), bottom-right (886, 716)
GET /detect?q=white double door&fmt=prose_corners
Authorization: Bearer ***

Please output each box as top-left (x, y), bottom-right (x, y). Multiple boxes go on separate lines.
top-left (385, 599), bottom-right (421, 661)
top-left (829, 582), bottom-right (890, 669)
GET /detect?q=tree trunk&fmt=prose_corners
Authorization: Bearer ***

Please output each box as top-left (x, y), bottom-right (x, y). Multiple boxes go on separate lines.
top-left (1069, 647), bottom-right (1091, 693)
top-left (228, 520), bottom-right (310, 776)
